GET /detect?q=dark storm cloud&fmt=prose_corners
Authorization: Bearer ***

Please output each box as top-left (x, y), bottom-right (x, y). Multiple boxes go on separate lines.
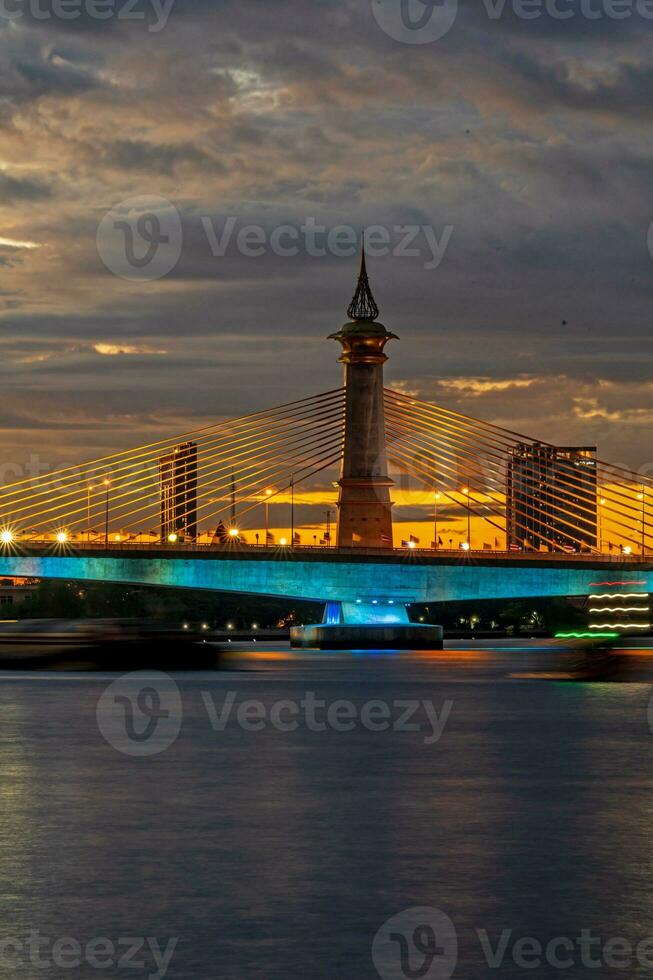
top-left (1, 0), bottom-right (653, 465)
top-left (100, 139), bottom-right (227, 175)
top-left (0, 171), bottom-right (52, 201)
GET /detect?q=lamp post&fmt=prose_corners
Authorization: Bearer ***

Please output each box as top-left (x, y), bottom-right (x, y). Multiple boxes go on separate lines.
top-left (290, 475), bottom-right (294, 548)
top-left (264, 487), bottom-right (273, 546)
top-left (433, 490), bottom-right (440, 550)
top-left (325, 509), bottom-right (332, 547)
top-left (462, 487), bottom-right (471, 550)
top-left (638, 488), bottom-right (645, 555)
top-left (103, 478), bottom-right (110, 550)
top-left (599, 497), bottom-right (606, 553)
top-left (87, 483), bottom-right (94, 543)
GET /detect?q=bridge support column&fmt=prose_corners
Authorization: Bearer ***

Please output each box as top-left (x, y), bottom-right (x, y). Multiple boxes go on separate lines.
top-left (290, 600), bottom-right (443, 650)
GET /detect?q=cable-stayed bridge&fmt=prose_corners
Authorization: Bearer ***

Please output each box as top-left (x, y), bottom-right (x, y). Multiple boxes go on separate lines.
top-left (0, 252), bottom-right (650, 643)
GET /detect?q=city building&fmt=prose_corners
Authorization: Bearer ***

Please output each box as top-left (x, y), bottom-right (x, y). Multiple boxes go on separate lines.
top-left (159, 442), bottom-right (198, 541)
top-left (506, 443), bottom-right (597, 551)
top-left (0, 577), bottom-right (39, 608)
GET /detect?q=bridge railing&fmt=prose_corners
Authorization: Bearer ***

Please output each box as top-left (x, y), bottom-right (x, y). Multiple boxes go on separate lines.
top-left (4, 540), bottom-right (651, 563)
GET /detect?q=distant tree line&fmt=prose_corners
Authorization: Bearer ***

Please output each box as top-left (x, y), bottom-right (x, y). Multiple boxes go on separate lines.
top-left (410, 597), bottom-right (586, 634)
top-left (15, 581), bottom-right (323, 629)
top-left (14, 581), bottom-right (586, 635)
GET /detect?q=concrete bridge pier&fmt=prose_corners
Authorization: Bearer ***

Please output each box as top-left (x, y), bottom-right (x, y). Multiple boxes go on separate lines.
top-left (290, 599), bottom-right (443, 649)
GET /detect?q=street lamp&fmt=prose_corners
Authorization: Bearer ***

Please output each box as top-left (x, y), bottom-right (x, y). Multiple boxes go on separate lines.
top-left (638, 488), bottom-right (646, 555)
top-left (103, 478), bottom-right (111, 549)
top-left (461, 487), bottom-right (471, 551)
top-left (87, 483), bottom-right (95, 543)
top-left (598, 497), bottom-right (606, 553)
top-left (264, 488), bottom-right (273, 546)
top-left (290, 475), bottom-right (294, 548)
top-left (433, 490), bottom-right (441, 550)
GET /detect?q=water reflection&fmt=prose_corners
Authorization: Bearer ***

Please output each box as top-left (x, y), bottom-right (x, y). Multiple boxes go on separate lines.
top-left (0, 646), bottom-right (652, 977)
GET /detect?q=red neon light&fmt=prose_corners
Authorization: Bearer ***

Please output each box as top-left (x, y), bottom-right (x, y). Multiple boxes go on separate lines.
top-left (589, 581), bottom-right (647, 586)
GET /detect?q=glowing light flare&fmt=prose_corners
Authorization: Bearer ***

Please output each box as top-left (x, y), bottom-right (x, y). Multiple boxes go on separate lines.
top-left (590, 623), bottom-right (650, 629)
top-left (0, 530), bottom-right (14, 545)
top-left (168, 533), bottom-right (178, 543)
top-left (555, 632), bottom-right (619, 639)
top-left (589, 593), bottom-right (649, 600)
top-left (589, 607), bottom-right (650, 614)
top-left (55, 531), bottom-right (68, 544)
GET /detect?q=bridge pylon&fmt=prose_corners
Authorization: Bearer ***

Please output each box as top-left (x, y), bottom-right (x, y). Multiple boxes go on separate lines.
top-left (291, 249), bottom-right (444, 648)
top-left (329, 243), bottom-right (397, 549)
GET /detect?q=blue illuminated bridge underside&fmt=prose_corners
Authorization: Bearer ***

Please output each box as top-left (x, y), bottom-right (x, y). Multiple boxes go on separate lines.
top-left (0, 548), bottom-right (651, 604)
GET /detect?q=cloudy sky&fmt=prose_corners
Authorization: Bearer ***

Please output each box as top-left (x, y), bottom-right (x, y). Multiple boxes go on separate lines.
top-left (1, 0), bottom-right (653, 479)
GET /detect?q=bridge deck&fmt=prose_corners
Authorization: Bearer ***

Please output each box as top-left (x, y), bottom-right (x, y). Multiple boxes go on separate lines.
top-left (0, 543), bottom-right (650, 607)
top-left (2, 542), bottom-right (651, 570)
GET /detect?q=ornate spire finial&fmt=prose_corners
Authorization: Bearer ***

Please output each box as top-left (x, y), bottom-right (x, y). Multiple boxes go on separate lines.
top-left (346, 232), bottom-right (380, 321)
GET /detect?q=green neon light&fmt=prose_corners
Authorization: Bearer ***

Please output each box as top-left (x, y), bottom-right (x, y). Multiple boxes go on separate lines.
top-left (555, 632), bottom-right (620, 639)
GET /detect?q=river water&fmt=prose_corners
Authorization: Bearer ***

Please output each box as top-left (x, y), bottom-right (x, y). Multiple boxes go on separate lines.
top-left (1, 643), bottom-right (653, 978)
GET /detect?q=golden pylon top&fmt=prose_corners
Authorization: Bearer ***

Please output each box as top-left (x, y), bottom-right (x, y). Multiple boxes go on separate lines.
top-left (329, 239), bottom-right (398, 362)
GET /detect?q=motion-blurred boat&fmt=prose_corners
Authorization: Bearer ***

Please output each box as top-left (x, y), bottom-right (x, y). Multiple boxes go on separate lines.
top-left (510, 635), bottom-right (631, 682)
top-left (0, 619), bottom-right (223, 670)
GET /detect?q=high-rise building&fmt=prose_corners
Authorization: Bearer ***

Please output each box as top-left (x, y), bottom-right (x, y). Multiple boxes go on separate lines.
top-left (159, 442), bottom-right (198, 541)
top-left (506, 443), bottom-right (597, 551)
